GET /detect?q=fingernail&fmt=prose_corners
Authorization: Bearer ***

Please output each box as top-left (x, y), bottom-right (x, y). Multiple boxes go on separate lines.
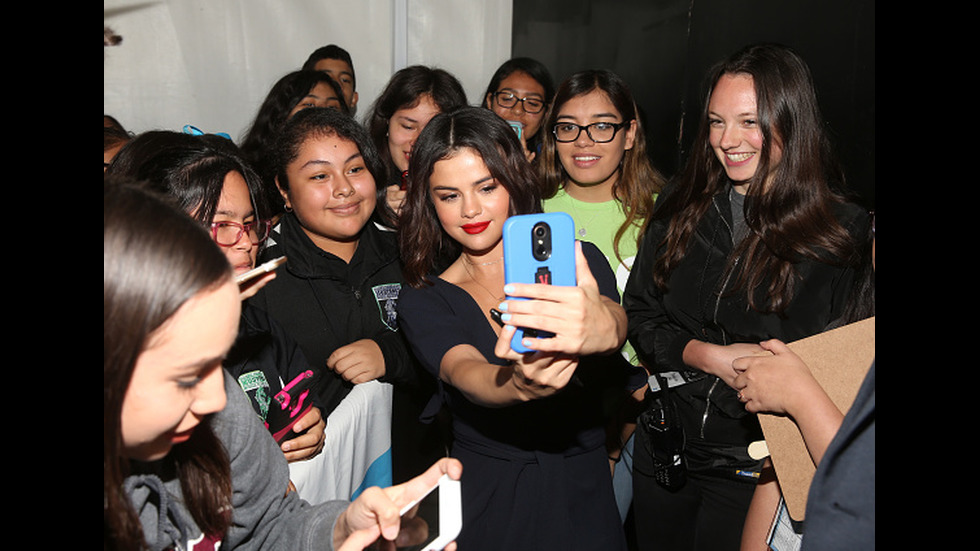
top-left (500, 313), bottom-right (511, 322)
top-left (498, 302), bottom-right (508, 311)
top-left (503, 284), bottom-right (515, 294)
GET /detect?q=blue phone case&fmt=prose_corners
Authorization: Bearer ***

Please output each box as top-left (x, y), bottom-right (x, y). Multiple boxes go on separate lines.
top-left (502, 212), bottom-right (577, 353)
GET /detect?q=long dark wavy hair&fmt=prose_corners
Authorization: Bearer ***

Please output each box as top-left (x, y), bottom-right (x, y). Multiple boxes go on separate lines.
top-left (652, 43), bottom-right (860, 313)
top-left (538, 69), bottom-right (665, 264)
top-left (399, 107), bottom-right (542, 288)
top-left (240, 70), bottom-right (349, 214)
top-left (104, 179), bottom-right (233, 550)
top-left (365, 65), bottom-right (467, 187)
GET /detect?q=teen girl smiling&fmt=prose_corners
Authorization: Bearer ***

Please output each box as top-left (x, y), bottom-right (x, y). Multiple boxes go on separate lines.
top-left (537, 70), bottom-right (666, 520)
top-left (622, 44), bottom-right (869, 550)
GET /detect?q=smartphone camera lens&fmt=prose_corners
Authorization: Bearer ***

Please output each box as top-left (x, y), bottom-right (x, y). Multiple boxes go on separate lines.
top-left (531, 222), bottom-right (552, 261)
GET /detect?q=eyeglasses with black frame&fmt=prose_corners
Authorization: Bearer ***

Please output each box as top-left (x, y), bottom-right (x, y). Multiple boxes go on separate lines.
top-left (490, 91), bottom-right (546, 114)
top-left (209, 219), bottom-right (272, 247)
top-left (552, 121), bottom-right (631, 143)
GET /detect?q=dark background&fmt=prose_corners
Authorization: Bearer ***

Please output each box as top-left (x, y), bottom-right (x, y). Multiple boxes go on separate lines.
top-left (512, 0), bottom-right (875, 210)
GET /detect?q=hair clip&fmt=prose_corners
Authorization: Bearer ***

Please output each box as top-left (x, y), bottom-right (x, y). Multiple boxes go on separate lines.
top-left (182, 124), bottom-right (231, 141)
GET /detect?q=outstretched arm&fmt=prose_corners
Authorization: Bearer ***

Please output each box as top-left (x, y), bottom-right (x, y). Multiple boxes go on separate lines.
top-left (438, 339), bottom-right (579, 408)
top-left (333, 457), bottom-right (463, 550)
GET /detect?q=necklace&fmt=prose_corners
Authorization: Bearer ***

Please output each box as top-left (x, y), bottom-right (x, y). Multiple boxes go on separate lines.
top-left (461, 256), bottom-right (504, 302)
top-left (565, 195), bottom-right (603, 238)
top-left (463, 255), bottom-right (503, 267)
top-left (570, 202), bottom-right (599, 238)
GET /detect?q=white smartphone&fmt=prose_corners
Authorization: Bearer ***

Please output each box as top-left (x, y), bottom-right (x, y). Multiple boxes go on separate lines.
top-left (399, 474), bottom-right (462, 551)
top-left (235, 256), bottom-right (286, 285)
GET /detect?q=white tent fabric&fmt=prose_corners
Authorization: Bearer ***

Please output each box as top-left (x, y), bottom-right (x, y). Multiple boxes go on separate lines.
top-left (287, 380), bottom-right (394, 505)
top-left (104, 0), bottom-right (512, 140)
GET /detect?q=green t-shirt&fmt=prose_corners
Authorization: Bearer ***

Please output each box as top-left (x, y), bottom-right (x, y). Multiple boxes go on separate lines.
top-left (543, 187), bottom-right (645, 366)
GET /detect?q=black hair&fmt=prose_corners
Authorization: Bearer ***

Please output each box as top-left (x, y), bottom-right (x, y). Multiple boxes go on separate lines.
top-left (366, 65), bottom-right (468, 186)
top-left (239, 70), bottom-right (350, 214)
top-left (106, 131), bottom-right (270, 227)
top-left (273, 107), bottom-right (391, 226)
top-left (302, 44), bottom-right (356, 89)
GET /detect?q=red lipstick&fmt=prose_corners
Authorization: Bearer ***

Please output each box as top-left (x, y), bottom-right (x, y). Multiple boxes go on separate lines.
top-left (462, 221), bottom-right (490, 234)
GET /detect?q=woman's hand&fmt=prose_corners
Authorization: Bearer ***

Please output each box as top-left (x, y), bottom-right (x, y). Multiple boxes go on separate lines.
top-left (733, 339), bottom-right (825, 417)
top-left (497, 241), bottom-right (626, 356)
top-left (682, 340), bottom-right (765, 388)
top-left (732, 339), bottom-right (843, 466)
top-left (518, 132), bottom-right (536, 163)
top-left (280, 406), bottom-right (326, 462)
top-left (334, 457), bottom-right (463, 551)
top-left (328, 339), bottom-right (386, 383)
top-left (385, 184), bottom-right (407, 218)
top-left (494, 327), bottom-right (579, 401)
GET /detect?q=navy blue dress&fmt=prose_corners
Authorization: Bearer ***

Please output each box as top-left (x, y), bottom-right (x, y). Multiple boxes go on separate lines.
top-left (398, 242), bottom-right (629, 551)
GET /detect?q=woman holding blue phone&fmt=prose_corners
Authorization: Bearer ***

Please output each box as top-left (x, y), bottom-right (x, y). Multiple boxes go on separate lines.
top-left (397, 106), bottom-right (631, 550)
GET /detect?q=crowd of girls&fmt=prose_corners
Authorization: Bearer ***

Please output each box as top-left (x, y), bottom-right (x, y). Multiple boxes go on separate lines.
top-left (105, 179), bottom-right (462, 550)
top-left (105, 42), bottom-right (873, 550)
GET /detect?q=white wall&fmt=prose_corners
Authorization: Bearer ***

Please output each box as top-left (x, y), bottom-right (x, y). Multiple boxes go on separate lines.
top-left (104, 0), bottom-right (512, 141)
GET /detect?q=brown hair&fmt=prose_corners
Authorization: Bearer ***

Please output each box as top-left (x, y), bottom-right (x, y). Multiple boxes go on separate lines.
top-left (652, 43), bottom-right (860, 312)
top-left (537, 69), bottom-right (665, 265)
top-left (103, 179), bottom-right (233, 549)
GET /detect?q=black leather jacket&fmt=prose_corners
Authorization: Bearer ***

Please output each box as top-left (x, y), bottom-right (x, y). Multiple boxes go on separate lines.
top-left (624, 183), bottom-right (868, 472)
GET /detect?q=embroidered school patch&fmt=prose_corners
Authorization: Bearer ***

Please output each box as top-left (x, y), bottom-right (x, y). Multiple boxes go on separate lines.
top-left (237, 370), bottom-right (272, 419)
top-left (372, 283), bottom-right (401, 331)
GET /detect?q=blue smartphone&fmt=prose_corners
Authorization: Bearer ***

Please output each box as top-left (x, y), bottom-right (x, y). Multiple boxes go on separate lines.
top-left (507, 120), bottom-right (524, 142)
top-left (502, 212), bottom-right (577, 353)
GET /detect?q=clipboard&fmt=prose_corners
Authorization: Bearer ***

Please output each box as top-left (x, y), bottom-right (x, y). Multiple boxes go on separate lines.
top-left (755, 316), bottom-right (874, 520)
